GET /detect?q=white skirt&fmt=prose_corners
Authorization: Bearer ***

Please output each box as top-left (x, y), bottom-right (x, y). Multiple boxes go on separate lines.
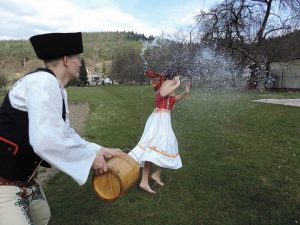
top-left (129, 109), bottom-right (182, 169)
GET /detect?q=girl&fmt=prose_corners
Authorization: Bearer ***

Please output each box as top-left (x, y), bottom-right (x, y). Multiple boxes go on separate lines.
top-left (129, 68), bottom-right (191, 194)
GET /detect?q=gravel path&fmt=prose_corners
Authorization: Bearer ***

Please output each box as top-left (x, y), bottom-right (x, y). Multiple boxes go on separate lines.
top-left (252, 99), bottom-right (300, 107)
top-left (37, 102), bottom-right (90, 186)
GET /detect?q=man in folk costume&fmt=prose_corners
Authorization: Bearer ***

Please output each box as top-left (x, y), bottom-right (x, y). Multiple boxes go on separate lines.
top-left (0, 32), bottom-right (125, 225)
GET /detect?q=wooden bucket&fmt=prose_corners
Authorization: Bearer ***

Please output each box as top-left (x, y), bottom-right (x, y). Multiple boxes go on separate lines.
top-left (92, 154), bottom-right (140, 201)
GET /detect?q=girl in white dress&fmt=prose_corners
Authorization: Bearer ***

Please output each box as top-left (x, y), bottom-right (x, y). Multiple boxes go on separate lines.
top-left (129, 69), bottom-right (191, 194)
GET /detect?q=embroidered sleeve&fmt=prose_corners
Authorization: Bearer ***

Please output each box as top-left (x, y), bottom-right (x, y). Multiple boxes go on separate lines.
top-left (25, 73), bottom-right (99, 185)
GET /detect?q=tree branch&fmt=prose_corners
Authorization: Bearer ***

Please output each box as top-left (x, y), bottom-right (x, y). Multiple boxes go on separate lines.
top-left (256, 0), bottom-right (272, 44)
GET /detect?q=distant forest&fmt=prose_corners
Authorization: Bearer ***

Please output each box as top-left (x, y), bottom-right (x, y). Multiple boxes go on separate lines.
top-left (0, 30), bottom-right (299, 83)
top-left (262, 30), bottom-right (300, 61)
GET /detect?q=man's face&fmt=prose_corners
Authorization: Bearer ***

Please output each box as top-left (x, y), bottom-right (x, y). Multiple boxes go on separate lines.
top-left (66, 54), bottom-right (82, 79)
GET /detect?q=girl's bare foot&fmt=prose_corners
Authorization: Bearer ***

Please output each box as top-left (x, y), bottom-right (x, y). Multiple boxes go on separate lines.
top-left (139, 183), bottom-right (156, 194)
top-left (151, 174), bottom-right (164, 186)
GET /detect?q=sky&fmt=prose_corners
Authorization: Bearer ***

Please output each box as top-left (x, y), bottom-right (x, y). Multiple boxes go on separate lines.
top-left (0, 0), bottom-right (218, 40)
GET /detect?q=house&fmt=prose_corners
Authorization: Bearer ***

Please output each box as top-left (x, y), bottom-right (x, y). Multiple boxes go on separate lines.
top-left (270, 58), bottom-right (300, 89)
top-left (87, 74), bottom-right (103, 86)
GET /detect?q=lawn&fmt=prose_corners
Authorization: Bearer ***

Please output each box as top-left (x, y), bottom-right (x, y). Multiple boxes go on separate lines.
top-left (2, 86), bottom-right (300, 225)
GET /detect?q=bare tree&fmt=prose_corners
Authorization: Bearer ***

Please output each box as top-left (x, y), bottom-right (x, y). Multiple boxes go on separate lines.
top-left (111, 45), bottom-right (144, 84)
top-left (0, 74), bottom-right (8, 95)
top-left (196, 0), bottom-right (300, 90)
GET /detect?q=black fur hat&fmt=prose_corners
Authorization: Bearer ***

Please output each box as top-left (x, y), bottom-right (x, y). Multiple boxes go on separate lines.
top-left (29, 32), bottom-right (83, 59)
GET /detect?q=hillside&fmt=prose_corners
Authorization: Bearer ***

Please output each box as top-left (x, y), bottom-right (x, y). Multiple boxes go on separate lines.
top-left (262, 29), bottom-right (300, 61)
top-left (0, 31), bottom-right (153, 80)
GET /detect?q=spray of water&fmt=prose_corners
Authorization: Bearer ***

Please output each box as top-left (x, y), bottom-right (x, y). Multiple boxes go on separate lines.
top-left (140, 35), bottom-right (247, 90)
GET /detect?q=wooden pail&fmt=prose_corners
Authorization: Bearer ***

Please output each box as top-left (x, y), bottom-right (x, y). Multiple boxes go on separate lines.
top-left (92, 154), bottom-right (140, 201)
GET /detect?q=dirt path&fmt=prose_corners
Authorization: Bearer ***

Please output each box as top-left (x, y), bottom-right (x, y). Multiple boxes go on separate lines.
top-left (37, 102), bottom-right (90, 186)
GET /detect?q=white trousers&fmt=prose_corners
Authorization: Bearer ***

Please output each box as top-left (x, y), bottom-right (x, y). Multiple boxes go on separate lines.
top-left (0, 182), bottom-right (51, 225)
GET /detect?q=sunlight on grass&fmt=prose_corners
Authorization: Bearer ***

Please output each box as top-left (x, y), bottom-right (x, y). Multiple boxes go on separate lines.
top-left (24, 86), bottom-right (300, 225)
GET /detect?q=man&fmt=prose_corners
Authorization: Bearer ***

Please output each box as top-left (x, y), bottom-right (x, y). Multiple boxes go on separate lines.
top-left (0, 32), bottom-right (125, 225)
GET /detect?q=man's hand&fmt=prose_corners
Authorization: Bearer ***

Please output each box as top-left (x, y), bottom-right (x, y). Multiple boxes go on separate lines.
top-left (101, 147), bottom-right (126, 159)
top-left (92, 151), bottom-right (108, 176)
top-left (92, 147), bottom-right (126, 176)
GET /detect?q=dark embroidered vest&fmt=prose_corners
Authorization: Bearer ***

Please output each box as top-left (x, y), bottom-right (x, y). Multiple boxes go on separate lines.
top-left (0, 68), bottom-right (66, 182)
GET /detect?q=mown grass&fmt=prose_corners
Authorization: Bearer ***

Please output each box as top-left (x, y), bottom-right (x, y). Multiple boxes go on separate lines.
top-left (4, 86), bottom-right (300, 225)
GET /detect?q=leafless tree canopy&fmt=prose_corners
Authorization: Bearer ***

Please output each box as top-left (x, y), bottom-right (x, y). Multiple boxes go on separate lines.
top-left (196, 0), bottom-right (300, 63)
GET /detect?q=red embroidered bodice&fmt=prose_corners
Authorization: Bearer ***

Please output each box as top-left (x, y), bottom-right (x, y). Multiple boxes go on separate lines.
top-left (155, 92), bottom-right (176, 111)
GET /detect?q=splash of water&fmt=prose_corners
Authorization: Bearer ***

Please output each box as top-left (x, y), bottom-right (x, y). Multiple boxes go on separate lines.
top-left (140, 36), bottom-right (247, 89)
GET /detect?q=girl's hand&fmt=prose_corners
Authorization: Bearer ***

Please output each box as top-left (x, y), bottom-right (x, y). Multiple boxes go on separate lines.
top-left (184, 81), bottom-right (191, 93)
top-left (173, 76), bottom-right (180, 86)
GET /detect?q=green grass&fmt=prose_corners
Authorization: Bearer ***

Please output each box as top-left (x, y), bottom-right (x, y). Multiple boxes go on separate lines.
top-left (3, 86), bottom-right (300, 225)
